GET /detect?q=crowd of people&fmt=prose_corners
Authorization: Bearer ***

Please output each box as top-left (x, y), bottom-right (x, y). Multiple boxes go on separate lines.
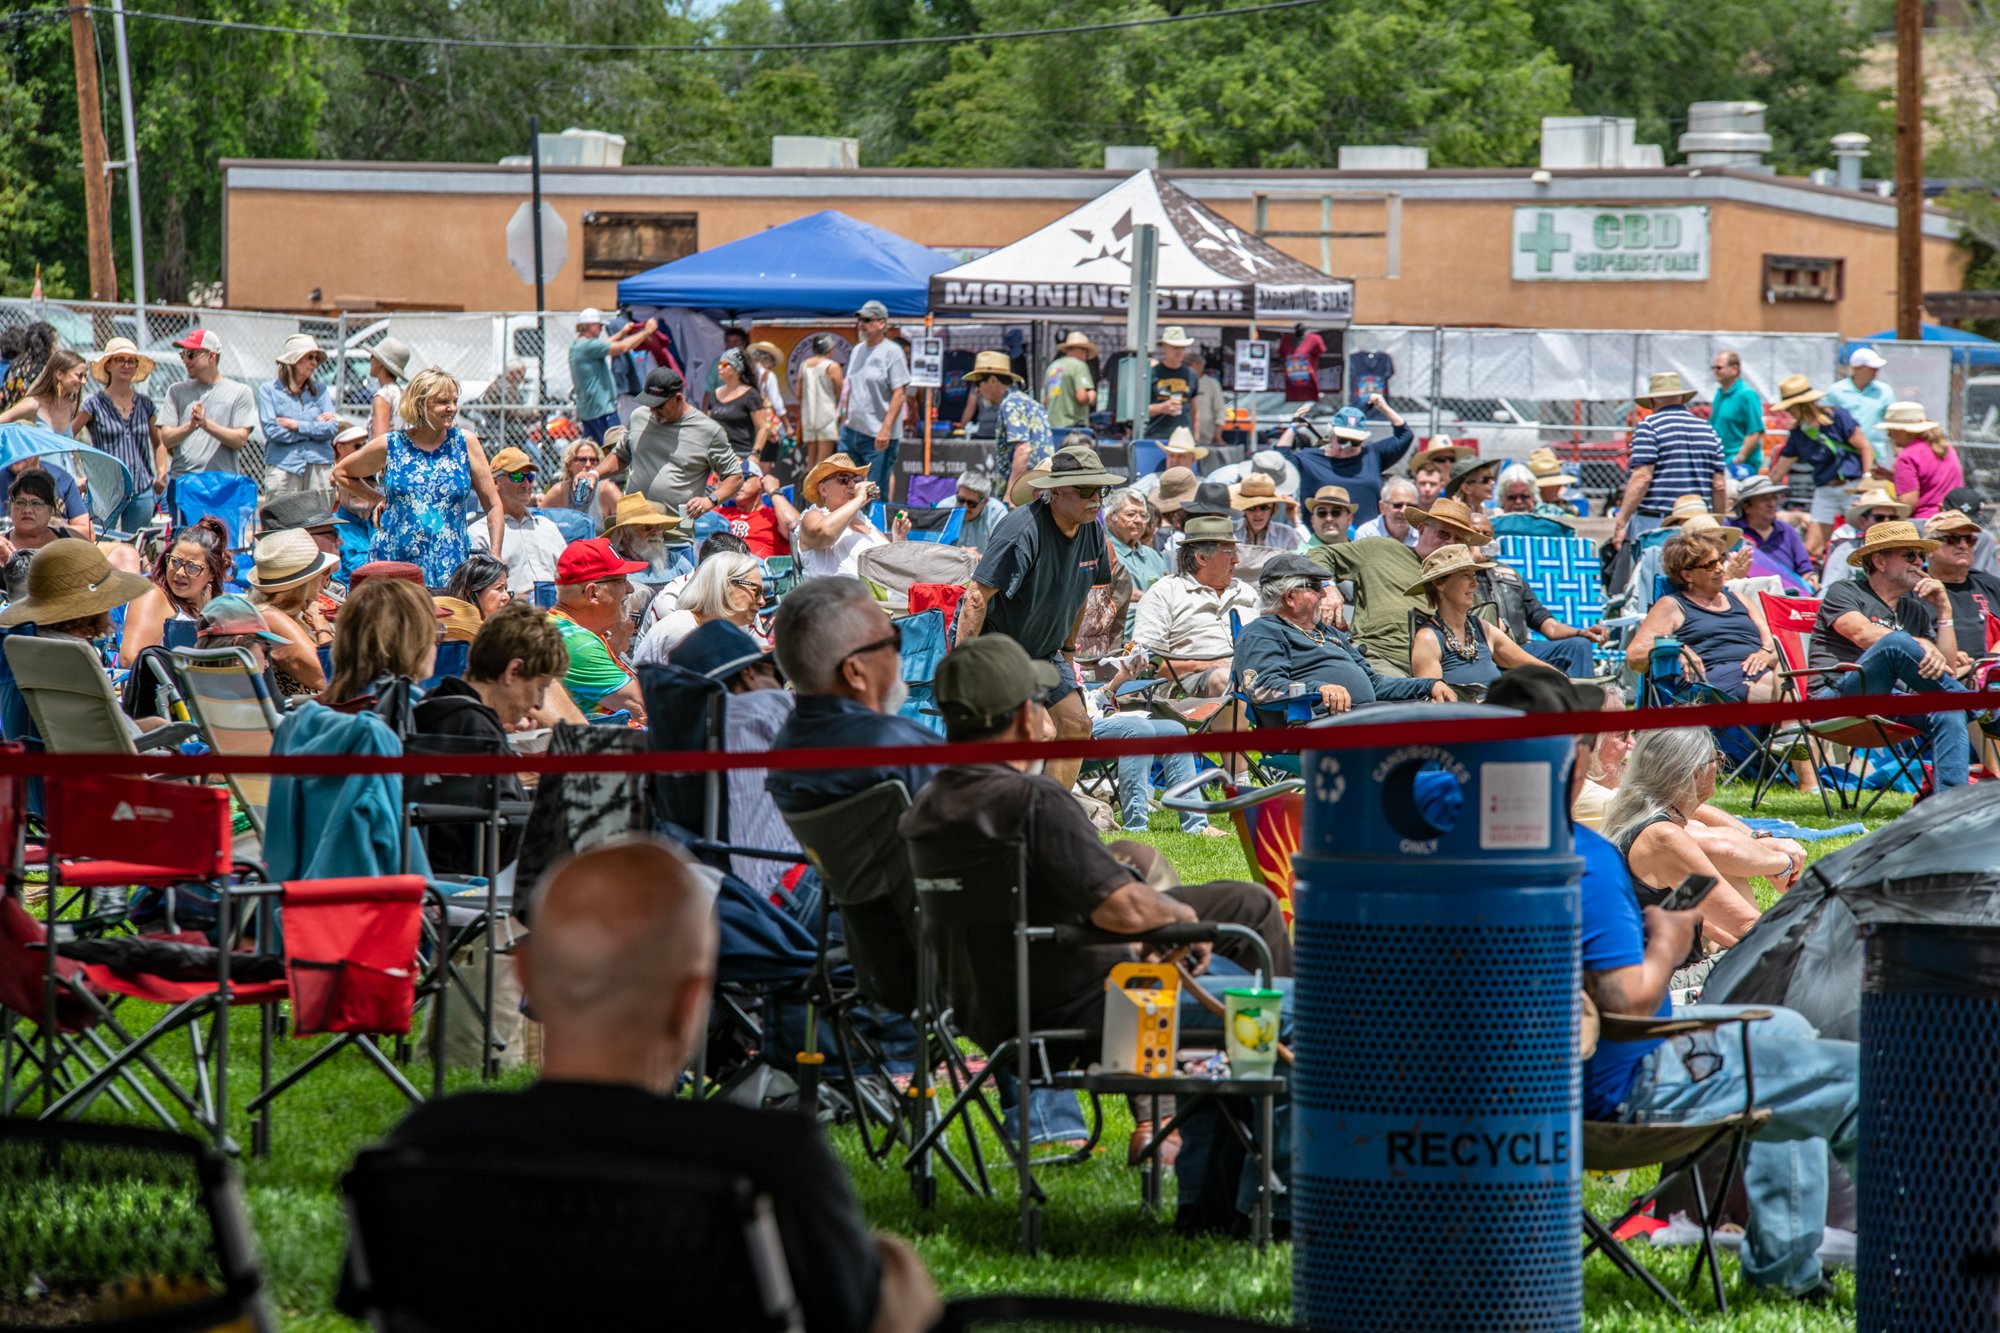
top-left (0, 305), bottom-right (1977, 1313)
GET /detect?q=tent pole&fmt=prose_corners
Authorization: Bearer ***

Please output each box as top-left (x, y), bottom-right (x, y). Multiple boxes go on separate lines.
top-left (923, 312), bottom-right (935, 474)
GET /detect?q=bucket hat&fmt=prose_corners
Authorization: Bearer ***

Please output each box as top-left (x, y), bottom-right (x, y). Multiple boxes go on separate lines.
top-left (1028, 445), bottom-right (1125, 491)
top-left (1635, 371), bottom-right (1697, 406)
top-left (369, 337), bottom-right (412, 382)
top-left (0, 538), bottom-right (153, 627)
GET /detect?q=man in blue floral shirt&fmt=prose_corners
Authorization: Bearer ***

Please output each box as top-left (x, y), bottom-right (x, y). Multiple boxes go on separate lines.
top-left (965, 350), bottom-right (1052, 497)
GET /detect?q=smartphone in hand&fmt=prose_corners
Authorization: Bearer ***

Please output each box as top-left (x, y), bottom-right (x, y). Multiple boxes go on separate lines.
top-left (1660, 873), bottom-right (1718, 913)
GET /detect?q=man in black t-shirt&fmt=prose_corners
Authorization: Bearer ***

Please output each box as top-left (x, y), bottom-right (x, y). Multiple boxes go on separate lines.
top-left (342, 839), bottom-right (939, 1333)
top-left (1148, 327), bottom-right (1197, 437)
top-left (1926, 509), bottom-right (2000, 675)
top-left (1806, 519), bottom-right (1971, 791)
top-left (960, 443), bottom-right (1122, 792)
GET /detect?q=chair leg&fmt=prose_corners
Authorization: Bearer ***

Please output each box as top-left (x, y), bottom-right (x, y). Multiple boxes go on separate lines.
top-left (1583, 1210), bottom-right (1694, 1321)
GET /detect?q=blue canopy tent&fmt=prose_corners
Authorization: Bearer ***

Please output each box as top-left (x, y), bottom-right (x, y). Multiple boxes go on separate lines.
top-left (615, 210), bottom-right (950, 317)
top-left (1843, 323), bottom-right (2000, 368)
top-left (0, 421), bottom-right (135, 526)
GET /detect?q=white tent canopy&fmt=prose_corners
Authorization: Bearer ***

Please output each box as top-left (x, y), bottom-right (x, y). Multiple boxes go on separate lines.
top-left (929, 170), bottom-right (1354, 326)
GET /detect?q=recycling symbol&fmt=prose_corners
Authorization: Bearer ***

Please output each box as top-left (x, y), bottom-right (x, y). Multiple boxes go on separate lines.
top-left (1314, 756), bottom-right (1346, 804)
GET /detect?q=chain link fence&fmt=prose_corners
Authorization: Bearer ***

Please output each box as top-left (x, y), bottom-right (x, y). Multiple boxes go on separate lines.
top-left (0, 299), bottom-right (589, 481)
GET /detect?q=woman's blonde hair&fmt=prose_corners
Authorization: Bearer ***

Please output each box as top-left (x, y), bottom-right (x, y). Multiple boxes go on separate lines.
top-left (399, 367), bottom-right (460, 431)
top-left (679, 551), bottom-right (762, 622)
top-left (1921, 426), bottom-right (1950, 460)
top-left (1793, 399), bottom-right (1831, 429)
top-left (325, 577), bottom-right (436, 703)
top-left (561, 438), bottom-right (604, 471)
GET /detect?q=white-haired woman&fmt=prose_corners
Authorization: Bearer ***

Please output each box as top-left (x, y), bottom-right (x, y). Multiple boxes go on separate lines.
top-left (632, 549), bottom-right (766, 664)
top-left (333, 367), bottom-right (501, 588)
top-left (1605, 726), bottom-right (1807, 950)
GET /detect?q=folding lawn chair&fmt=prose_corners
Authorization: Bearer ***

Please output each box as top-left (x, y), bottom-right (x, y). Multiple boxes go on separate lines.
top-left (4, 634), bottom-right (198, 757)
top-left (1759, 591), bottom-right (1927, 816)
top-left (906, 831), bottom-right (1281, 1254)
top-left (0, 1117), bottom-right (274, 1332)
top-left (172, 645), bottom-right (285, 839)
top-left (1492, 524), bottom-right (1626, 671)
top-left (867, 500), bottom-right (965, 544)
top-left (1635, 639), bottom-right (1774, 791)
top-left (172, 470), bottom-right (259, 589)
top-left (1582, 1009), bottom-right (1775, 1319)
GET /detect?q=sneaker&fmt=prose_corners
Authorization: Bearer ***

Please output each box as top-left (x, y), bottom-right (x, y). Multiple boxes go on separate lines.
top-left (1818, 1226), bottom-right (1856, 1269)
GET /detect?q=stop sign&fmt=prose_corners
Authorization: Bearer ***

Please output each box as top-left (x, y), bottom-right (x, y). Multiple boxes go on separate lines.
top-left (506, 202), bottom-right (568, 285)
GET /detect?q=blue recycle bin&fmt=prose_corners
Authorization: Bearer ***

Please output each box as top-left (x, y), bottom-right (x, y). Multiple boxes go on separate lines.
top-left (1291, 703), bottom-right (1583, 1333)
top-left (1858, 922), bottom-right (2000, 1332)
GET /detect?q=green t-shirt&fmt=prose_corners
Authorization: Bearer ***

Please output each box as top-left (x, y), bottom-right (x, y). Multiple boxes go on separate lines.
top-left (1311, 536), bottom-right (1425, 674)
top-left (552, 612), bottom-right (631, 712)
top-left (1709, 379), bottom-right (1766, 469)
top-left (1043, 355), bottom-right (1095, 430)
top-left (568, 335), bottom-right (617, 422)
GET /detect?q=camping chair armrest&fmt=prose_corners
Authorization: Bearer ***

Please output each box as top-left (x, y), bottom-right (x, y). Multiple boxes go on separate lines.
top-left (1044, 921), bottom-right (1275, 986)
top-left (1775, 664), bottom-right (1856, 681)
top-left (134, 722), bottom-right (201, 753)
top-left (1159, 766), bottom-right (1305, 814)
top-left (684, 838), bottom-right (808, 865)
top-left (405, 802), bottom-right (499, 827)
top-left (1597, 1008), bottom-right (1773, 1043)
top-left (494, 800), bottom-right (535, 823)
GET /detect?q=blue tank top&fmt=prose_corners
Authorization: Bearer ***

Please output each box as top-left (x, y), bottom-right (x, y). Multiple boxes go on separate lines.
top-left (1423, 612), bottom-right (1500, 687)
top-left (1668, 589), bottom-right (1763, 670)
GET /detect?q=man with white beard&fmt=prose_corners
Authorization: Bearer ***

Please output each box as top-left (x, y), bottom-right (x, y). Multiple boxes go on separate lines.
top-left (469, 447), bottom-right (569, 592)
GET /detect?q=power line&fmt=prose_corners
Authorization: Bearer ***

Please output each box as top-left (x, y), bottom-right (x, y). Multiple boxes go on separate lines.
top-left (69, 0), bottom-right (1331, 55)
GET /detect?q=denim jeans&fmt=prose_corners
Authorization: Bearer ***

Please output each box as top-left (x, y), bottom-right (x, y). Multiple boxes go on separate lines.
top-left (1620, 1003), bottom-right (1859, 1294)
top-left (995, 1075), bottom-right (1090, 1146)
top-left (1093, 713), bottom-right (1208, 833)
top-left (839, 424), bottom-right (898, 496)
top-left (105, 488), bottom-right (158, 536)
top-left (1524, 636), bottom-right (1596, 679)
top-left (1172, 968), bottom-right (1294, 1221)
top-left (1814, 630), bottom-right (1970, 789)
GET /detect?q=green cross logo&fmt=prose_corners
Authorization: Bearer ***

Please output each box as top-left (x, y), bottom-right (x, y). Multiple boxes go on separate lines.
top-left (1518, 212), bottom-right (1571, 273)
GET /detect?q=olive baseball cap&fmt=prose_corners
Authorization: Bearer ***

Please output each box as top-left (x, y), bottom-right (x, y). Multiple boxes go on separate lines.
top-left (934, 635), bottom-right (1058, 729)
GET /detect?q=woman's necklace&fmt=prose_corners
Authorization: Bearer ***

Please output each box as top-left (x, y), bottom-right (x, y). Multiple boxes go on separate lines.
top-left (1439, 613), bottom-right (1480, 662)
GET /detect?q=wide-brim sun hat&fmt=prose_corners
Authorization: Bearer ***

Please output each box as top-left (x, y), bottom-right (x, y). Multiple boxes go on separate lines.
top-left (1635, 371), bottom-right (1697, 406)
top-left (1009, 465), bottom-right (1051, 508)
top-left (604, 494), bottom-right (686, 539)
top-left (961, 350), bottom-right (1021, 385)
top-left (1527, 446), bottom-right (1579, 487)
top-left (1846, 486), bottom-right (1912, 525)
top-left (1157, 326), bottom-right (1195, 348)
top-left (1442, 456), bottom-right (1500, 498)
top-left (1229, 474), bottom-right (1299, 512)
top-left (1405, 495), bottom-right (1484, 545)
top-left (276, 334), bottom-right (323, 367)
top-left (369, 336), bottom-right (413, 382)
top-left (1403, 543), bottom-right (1495, 598)
top-left (802, 453), bottom-right (871, 507)
top-left (1661, 494), bottom-right (1712, 528)
top-left (1882, 401), bottom-right (1940, 435)
top-left (1413, 437), bottom-right (1474, 466)
top-left (1774, 374), bottom-right (1823, 412)
top-left (1151, 466), bottom-right (1199, 513)
top-left (1164, 426), bottom-right (1207, 460)
top-left (1847, 519), bottom-right (1940, 568)
top-left (1056, 330), bottom-right (1099, 359)
top-left (1306, 485), bottom-right (1355, 513)
top-left (1028, 445), bottom-right (1125, 491)
top-left (0, 537), bottom-right (154, 627)
top-left (1677, 514), bottom-right (1744, 552)
top-left (89, 337), bottom-right (155, 383)
top-left (248, 528), bottom-right (337, 592)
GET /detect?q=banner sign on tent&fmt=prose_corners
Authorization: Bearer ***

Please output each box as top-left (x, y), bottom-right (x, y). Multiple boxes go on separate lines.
top-left (909, 336), bottom-right (945, 389)
top-left (1234, 339), bottom-right (1272, 392)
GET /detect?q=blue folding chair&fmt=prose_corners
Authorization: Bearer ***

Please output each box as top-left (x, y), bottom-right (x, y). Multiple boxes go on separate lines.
top-left (172, 472), bottom-right (259, 590)
top-left (1129, 439), bottom-right (1167, 478)
top-left (1493, 528), bottom-right (1625, 672)
top-left (536, 507), bottom-right (597, 543)
top-left (421, 640), bottom-right (471, 692)
top-left (868, 503), bottom-right (964, 545)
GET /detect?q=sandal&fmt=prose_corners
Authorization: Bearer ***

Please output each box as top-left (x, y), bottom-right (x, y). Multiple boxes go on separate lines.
top-left (1128, 1121), bottom-right (1181, 1169)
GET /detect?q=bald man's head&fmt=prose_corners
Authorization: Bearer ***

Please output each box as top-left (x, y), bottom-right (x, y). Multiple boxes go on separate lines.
top-left (520, 837), bottom-right (719, 1092)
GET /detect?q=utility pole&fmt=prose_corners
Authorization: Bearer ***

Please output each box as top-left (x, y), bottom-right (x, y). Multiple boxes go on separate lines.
top-left (1895, 0), bottom-right (1923, 340)
top-left (68, 3), bottom-right (119, 307)
top-left (110, 0), bottom-right (147, 334)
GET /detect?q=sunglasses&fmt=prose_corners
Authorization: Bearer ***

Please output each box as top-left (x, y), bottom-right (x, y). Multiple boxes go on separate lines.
top-left (840, 633), bottom-right (900, 667)
top-left (1693, 558), bottom-right (1726, 573)
top-left (729, 577), bottom-right (764, 594)
top-left (500, 469), bottom-right (536, 483)
top-left (1311, 507), bottom-right (1349, 520)
top-left (1864, 512), bottom-right (1899, 524)
top-left (168, 556), bottom-right (207, 577)
top-left (1383, 502), bottom-right (1409, 511)
top-left (1066, 485), bottom-right (1104, 500)
top-left (1940, 533), bottom-right (1979, 548)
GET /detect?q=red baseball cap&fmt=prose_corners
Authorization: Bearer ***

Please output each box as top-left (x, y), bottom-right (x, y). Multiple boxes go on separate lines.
top-left (556, 537), bottom-right (648, 586)
top-left (173, 329), bottom-right (221, 352)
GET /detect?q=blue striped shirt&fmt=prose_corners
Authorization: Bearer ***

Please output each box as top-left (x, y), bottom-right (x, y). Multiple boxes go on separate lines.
top-left (1627, 405), bottom-right (1722, 514)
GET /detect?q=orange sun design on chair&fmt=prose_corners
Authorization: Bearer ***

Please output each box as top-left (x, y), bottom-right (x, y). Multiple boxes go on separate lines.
top-left (1231, 790), bottom-right (1302, 930)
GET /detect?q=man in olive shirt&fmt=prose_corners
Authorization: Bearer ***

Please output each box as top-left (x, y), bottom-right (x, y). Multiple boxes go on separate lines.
top-left (1042, 330), bottom-right (1097, 431)
top-left (599, 366), bottom-right (747, 517)
top-left (1309, 494), bottom-right (1482, 676)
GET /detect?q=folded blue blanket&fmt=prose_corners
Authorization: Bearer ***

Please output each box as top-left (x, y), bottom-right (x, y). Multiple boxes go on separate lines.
top-left (1740, 816), bottom-right (1867, 842)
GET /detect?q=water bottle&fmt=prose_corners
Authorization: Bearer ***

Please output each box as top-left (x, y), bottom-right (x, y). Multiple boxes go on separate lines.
top-left (571, 475), bottom-right (595, 508)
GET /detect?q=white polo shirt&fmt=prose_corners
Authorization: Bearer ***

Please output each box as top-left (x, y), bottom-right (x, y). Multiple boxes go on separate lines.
top-left (468, 509), bottom-right (570, 592)
top-left (1130, 572), bottom-right (1258, 660)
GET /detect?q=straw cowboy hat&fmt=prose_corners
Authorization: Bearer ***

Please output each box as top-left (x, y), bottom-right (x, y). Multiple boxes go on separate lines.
top-left (1774, 374), bottom-right (1824, 412)
top-left (1845, 482), bottom-right (1912, 526)
top-left (1925, 509), bottom-right (1982, 539)
top-left (1677, 513), bottom-right (1744, 552)
top-left (1406, 495), bottom-right (1484, 545)
top-left (248, 529), bottom-right (337, 593)
top-left (1882, 401), bottom-right (1940, 435)
top-left (1164, 426), bottom-right (1208, 461)
top-left (1527, 447), bottom-right (1580, 488)
top-left (369, 336), bottom-right (413, 382)
top-left (89, 337), bottom-right (155, 383)
top-left (961, 350), bottom-right (1022, 385)
top-left (1305, 485), bottom-right (1355, 513)
top-left (1230, 473), bottom-right (1299, 513)
top-left (0, 538), bottom-right (153, 627)
top-left (801, 452), bottom-right (871, 507)
top-left (1028, 444), bottom-right (1126, 491)
top-left (1403, 543), bottom-right (1495, 598)
top-left (747, 340), bottom-right (784, 369)
top-left (433, 595), bottom-right (486, 643)
top-left (1412, 436), bottom-right (1474, 467)
top-left (1661, 494), bottom-right (1712, 528)
top-left (1732, 474), bottom-right (1784, 511)
top-left (1847, 519), bottom-right (1939, 568)
top-left (1151, 466), bottom-right (1199, 513)
top-left (1635, 371), bottom-right (1697, 406)
top-left (1055, 329), bottom-right (1099, 359)
top-left (603, 493), bottom-right (686, 541)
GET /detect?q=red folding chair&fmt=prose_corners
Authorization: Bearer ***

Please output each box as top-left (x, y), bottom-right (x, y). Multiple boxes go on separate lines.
top-left (1759, 591), bottom-right (1927, 815)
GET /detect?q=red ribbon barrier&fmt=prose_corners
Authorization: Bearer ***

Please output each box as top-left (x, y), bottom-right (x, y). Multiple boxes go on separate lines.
top-left (6, 689), bottom-right (1995, 779)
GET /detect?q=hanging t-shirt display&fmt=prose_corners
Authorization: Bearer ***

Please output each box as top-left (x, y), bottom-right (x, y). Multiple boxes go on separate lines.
top-left (1279, 331), bottom-right (1326, 403)
top-left (1349, 350), bottom-right (1395, 407)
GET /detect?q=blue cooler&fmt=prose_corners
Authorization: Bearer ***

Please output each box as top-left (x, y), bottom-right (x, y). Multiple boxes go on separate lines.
top-left (1292, 702), bottom-right (1583, 1332)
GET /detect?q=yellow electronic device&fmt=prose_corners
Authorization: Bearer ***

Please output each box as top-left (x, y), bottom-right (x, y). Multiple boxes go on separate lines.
top-left (1100, 962), bottom-right (1181, 1077)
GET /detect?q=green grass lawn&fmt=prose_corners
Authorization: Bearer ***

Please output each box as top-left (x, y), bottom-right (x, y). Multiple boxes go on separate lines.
top-left (27, 776), bottom-right (1893, 1330)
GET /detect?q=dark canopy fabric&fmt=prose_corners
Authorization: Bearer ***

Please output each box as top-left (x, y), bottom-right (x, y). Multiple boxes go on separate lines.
top-left (615, 210), bottom-right (951, 318)
top-left (1702, 784), bottom-right (2000, 1040)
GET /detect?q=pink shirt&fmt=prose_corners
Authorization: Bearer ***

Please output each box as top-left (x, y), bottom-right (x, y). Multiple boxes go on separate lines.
top-left (1891, 441), bottom-right (1963, 520)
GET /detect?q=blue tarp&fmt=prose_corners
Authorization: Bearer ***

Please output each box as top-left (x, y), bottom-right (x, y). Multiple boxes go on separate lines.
top-left (0, 420), bottom-right (135, 523)
top-left (615, 210), bottom-right (951, 318)
top-left (1843, 323), bottom-right (2000, 368)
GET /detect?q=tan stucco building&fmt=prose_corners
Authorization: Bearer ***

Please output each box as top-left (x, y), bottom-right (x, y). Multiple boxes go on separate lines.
top-left (220, 160), bottom-right (1962, 332)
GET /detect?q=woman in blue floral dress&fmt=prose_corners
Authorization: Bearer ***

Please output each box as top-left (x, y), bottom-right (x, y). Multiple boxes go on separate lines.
top-left (332, 367), bottom-right (502, 587)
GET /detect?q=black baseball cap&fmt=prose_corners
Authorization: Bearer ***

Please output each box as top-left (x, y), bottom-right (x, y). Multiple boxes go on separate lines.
top-left (636, 366), bottom-right (685, 408)
top-left (1945, 485), bottom-right (1986, 520)
top-left (935, 635), bottom-right (1057, 730)
top-left (1486, 668), bottom-right (1604, 715)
